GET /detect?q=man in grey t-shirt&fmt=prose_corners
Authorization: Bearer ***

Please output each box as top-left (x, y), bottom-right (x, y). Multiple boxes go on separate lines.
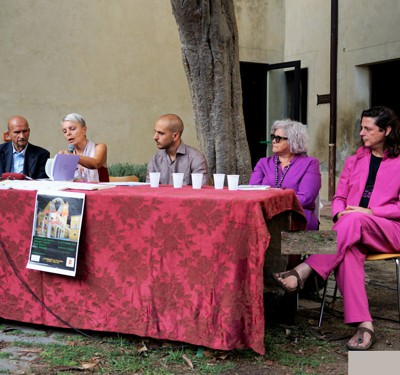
top-left (146, 114), bottom-right (209, 186)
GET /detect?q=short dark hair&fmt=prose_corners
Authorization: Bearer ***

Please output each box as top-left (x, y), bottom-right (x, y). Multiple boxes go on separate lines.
top-left (361, 106), bottom-right (400, 158)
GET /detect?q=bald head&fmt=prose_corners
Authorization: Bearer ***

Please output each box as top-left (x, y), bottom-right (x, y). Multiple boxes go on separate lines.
top-left (158, 114), bottom-right (184, 135)
top-left (153, 114), bottom-right (185, 156)
top-left (8, 115), bottom-right (29, 131)
top-left (7, 115), bottom-right (30, 152)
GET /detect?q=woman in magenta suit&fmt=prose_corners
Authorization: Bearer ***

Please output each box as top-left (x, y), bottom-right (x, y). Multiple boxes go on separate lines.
top-left (274, 106), bottom-right (400, 350)
top-left (249, 119), bottom-right (321, 230)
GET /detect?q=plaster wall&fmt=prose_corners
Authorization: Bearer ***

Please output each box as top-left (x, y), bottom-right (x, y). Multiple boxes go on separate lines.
top-left (0, 0), bottom-right (193, 165)
top-left (235, 0), bottom-right (285, 63)
top-left (2, 0), bottom-right (399, 199)
top-left (284, 0), bottom-right (400, 199)
top-left (338, 0), bottom-right (400, 163)
top-left (1, 0), bottom-right (287, 169)
top-left (284, 0), bottom-right (331, 199)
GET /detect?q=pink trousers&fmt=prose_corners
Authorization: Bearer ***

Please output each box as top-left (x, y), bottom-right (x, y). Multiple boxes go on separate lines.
top-left (305, 212), bottom-right (400, 324)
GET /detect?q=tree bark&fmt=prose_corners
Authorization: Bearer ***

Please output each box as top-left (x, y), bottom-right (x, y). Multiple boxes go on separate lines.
top-left (171, 0), bottom-right (252, 181)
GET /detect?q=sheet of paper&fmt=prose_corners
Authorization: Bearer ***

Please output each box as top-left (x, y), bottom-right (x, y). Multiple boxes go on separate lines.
top-left (238, 185), bottom-right (270, 190)
top-left (102, 182), bottom-right (151, 187)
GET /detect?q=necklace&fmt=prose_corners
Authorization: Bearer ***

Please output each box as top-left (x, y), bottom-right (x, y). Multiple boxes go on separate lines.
top-left (274, 155), bottom-right (292, 188)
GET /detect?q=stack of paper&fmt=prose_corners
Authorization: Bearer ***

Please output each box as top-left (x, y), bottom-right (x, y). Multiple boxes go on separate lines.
top-left (69, 182), bottom-right (116, 190)
top-left (46, 154), bottom-right (80, 181)
top-left (0, 180), bottom-right (116, 191)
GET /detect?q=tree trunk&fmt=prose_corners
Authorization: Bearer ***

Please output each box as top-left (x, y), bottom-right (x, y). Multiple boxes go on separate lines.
top-left (170, 0), bottom-right (252, 181)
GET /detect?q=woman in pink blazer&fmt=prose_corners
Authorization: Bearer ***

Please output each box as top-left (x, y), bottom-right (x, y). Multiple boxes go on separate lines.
top-left (273, 106), bottom-right (400, 350)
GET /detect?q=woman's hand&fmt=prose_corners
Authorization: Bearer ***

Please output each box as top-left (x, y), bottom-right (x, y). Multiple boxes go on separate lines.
top-left (337, 206), bottom-right (373, 219)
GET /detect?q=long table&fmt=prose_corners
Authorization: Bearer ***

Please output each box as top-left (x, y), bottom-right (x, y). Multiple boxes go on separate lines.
top-left (0, 185), bottom-right (305, 354)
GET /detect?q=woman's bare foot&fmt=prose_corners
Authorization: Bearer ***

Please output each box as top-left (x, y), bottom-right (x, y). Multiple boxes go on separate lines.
top-left (273, 263), bottom-right (313, 291)
top-left (346, 322), bottom-right (375, 350)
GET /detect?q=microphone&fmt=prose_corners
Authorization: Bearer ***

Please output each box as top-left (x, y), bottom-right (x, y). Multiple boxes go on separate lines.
top-left (68, 144), bottom-right (75, 154)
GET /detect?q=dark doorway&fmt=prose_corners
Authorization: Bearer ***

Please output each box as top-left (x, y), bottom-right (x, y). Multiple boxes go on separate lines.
top-left (286, 69), bottom-right (308, 125)
top-left (240, 61), bottom-right (307, 167)
top-left (371, 60), bottom-right (400, 117)
top-left (240, 62), bottom-right (268, 167)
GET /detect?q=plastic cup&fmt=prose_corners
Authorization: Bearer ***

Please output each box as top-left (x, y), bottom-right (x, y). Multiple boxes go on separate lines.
top-left (227, 175), bottom-right (240, 190)
top-left (172, 173), bottom-right (184, 188)
top-left (191, 173), bottom-right (203, 189)
top-left (149, 172), bottom-right (160, 188)
top-left (213, 173), bottom-right (225, 189)
top-left (45, 158), bottom-right (54, 179)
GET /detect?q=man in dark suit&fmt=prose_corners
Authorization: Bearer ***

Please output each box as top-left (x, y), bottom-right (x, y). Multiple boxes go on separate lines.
top-left (0, 115), bottom-right (50, 179)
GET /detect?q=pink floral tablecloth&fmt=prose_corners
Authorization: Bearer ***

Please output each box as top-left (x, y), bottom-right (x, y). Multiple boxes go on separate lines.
top-left (0, 185), bottom-right (305, 354)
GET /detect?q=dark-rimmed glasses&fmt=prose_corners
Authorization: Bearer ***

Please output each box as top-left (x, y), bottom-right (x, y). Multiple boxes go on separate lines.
top-left (270, 134), bottom-right (288, 143)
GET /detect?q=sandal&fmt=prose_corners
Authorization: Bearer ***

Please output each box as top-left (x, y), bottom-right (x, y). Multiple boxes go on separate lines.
top-left (272, 269), bottom-right (304, 293)
top-left (346, 327), bottom-right (376, 351)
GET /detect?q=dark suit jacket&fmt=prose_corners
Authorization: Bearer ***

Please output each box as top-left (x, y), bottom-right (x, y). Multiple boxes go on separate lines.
top-left (0, 142), bottom-right (50, 179)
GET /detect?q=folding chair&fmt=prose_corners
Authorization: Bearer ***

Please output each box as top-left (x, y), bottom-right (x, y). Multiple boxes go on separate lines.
top-left (318, 253), bottom-right (400, 327)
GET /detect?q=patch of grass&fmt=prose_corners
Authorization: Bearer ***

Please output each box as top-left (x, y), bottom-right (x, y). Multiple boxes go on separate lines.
top-left (264, 321), bottom-right (336, 373)
top-left (102, 347), bottom-right (151, 373)
top-left (3, 328), bottom-right (46, 337)
top-left (4, 329), bottom-right (24, 335)
top-left (196, 361), bottom-right (235, 374)
top-left (0, 352), bottom-right (12, 359)
top-left (160, 348), bottom-right (235, 374)
top-left (23, 331), bottom-right (47, 337)
top-left (12, 341), bottom-right (39, 347)
top-left (163, 349), bottom-right (186, 364)
top-left (26, 339), bottom-right (234, 374)
top-left (4, 313), bottom-right (343, 374)
top-left (40, 343), bottom-right (97, 367)
top-left (54, 333), bottom-right (90, 343)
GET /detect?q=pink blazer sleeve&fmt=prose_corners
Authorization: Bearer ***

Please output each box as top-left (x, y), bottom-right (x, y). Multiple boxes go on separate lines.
top-left (332, 155), bottom-right (357, 220)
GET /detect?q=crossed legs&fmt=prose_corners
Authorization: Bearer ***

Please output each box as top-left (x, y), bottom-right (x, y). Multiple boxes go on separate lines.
top-left (274, 212), bottom-right (400, 350)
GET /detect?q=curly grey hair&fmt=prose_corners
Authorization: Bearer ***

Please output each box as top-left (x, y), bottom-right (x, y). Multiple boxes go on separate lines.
top-left (271, 119), bottom-right (309, 154)
top-left (61, 113), bottom-right (86, 127)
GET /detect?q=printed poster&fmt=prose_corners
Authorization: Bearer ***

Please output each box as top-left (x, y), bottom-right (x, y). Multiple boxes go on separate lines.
top-left (27, 190), bottom-right (85, 277)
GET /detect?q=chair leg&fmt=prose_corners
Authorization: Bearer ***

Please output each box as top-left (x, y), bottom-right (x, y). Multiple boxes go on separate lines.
top-left (318, 280), bottom-right (328, 327)
top-left (318, 275), bottom-right (338, 328)
top-left (320, 258), bottom-right (400, 326)
top-left (396, 258), bottom-right (400, 323)
top-left (313, 274), bottom-right (323, 300)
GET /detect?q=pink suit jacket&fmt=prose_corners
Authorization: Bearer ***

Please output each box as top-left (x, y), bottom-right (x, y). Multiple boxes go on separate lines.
top-left (332, 146), bottom-right (400, 221)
